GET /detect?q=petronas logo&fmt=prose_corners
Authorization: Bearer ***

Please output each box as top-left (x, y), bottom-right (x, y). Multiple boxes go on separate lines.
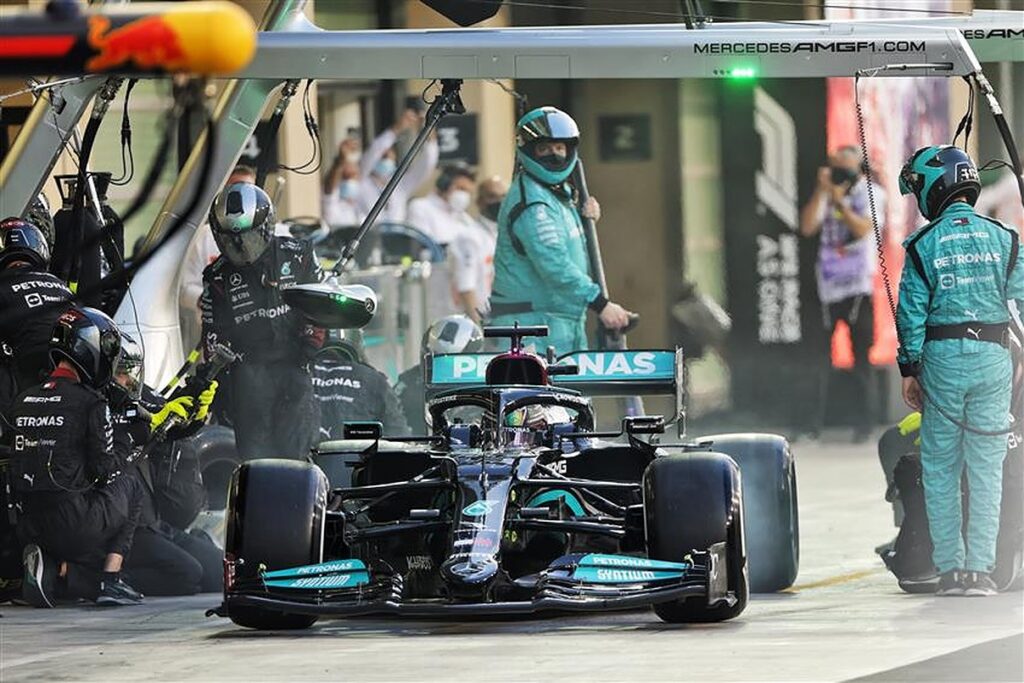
top-left (462, 501), bottom-right (497, 517)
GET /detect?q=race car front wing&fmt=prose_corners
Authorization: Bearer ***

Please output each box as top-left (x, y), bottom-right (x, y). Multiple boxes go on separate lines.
top-left (210, 546), bottom-right (732, 618)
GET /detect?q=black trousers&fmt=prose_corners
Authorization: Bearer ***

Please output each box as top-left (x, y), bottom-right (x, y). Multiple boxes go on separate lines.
top-left (125, 523), bottom-right (223, 595)
top-left (815, 294), bottom-right (876, 432)
top-left (18, 474), bottom-right (144, 565)
top-left (228, 359), bottom-right (320, 460)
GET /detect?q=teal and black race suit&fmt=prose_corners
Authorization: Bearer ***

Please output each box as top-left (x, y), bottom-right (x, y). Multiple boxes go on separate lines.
top-left (489, 173), bottom-right (601, 355)
top-left (896, 201), bottom-right (1023, 574)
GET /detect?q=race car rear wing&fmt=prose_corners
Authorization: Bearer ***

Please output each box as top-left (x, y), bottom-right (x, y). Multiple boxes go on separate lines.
top-left (425, 348), bottom-right (685, 423)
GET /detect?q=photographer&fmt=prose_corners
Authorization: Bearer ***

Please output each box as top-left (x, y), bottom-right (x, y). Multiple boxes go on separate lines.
top-left (799, 145), bottom-right (885, 443)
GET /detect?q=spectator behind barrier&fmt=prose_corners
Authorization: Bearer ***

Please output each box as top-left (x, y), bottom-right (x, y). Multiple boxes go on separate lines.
top-left (356, 108), bottom-right (439, 225)
top-left (446, 175), bottom-right (506, 323)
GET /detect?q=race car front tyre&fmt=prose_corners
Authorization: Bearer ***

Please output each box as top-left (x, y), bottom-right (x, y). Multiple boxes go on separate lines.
top-left (194, 425), bottom-right (241, 511)
top-left (700, 433), bottom-right (799, 592)
top-left (225, 459), bottom-right (328, 630)
top-left (644, 452), bottom-right (748, 623)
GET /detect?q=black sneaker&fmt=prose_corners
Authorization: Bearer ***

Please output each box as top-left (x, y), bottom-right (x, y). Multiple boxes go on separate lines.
top-left (963, 572), bottom-right (998, 597)
top-left (22, 544), bottom-right (56, 608)
top-left (935, 570), bottom-right (965, 596)
top-left (898, 572), bottom-right (939, 594)
top-left (96, 575), bottom-right (144, 606)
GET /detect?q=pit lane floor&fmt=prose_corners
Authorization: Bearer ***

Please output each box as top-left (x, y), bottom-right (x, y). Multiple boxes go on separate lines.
top-left (1, 437), bottom-right (1021, 682)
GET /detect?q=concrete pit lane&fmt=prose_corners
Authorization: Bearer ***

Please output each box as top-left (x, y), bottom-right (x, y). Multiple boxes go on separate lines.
top-left (1, 438), bottom-right (1021, 682)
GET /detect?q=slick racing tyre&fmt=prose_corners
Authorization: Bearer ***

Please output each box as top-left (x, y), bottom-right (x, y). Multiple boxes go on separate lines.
top-left (644, 452), bottom-right (748, 623)
top-left (701, 433), bottom-right (799, 592)
top-left (225, 460), bottom-right (328, 630)
top-left (194, 425), bottom-right (241, 511)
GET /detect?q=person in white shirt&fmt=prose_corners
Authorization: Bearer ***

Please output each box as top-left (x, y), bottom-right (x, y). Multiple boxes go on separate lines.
top-left (322, 160), bottom-right (364, 227)
top-left (975, 169), bottom-right (1023, 232)
top-left (357, 109), bottom-right (439, 225)
top-left (407, 162), bottom-right (477, 247)
top-left (447, 176), bottom-right (507, 322)
top-left (323, 137), bottom-right (365, 227)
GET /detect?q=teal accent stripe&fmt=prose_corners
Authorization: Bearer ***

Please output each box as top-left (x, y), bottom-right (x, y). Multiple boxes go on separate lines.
top-left (526, 489), bottom-right (585, 516)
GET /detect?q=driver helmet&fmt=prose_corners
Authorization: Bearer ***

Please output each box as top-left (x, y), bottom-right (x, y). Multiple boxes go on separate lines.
top-left (0, 218), bottom-right (51, 271)
top-left (515, 106), bottom-right (580, 186)
top-left (422, 314), bottom-right (484, 356)
top-left (49, 306), bottom-right (122, 389)
top-left (506, 404), bottom-right (573, 429)
top-left (110, 331), bottom-right (144, 405)
top-left (209, 182), bottom-right (276, 267)
top-left (319, 328), bottom-right (366, 364)
top-left (899, 145), bottom-right (981, 220)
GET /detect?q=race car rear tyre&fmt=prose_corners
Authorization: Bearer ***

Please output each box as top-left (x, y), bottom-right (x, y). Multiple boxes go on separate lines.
top-left (225, 459), bottom-right (328, 630)
top-left (701, 433), bottom-right (799, 592)
top-left (644, 452), bottom-right (748, 623)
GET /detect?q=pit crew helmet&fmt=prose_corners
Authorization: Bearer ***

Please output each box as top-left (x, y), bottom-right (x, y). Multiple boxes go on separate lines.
top-left (209, 182), bottom-right (276, 267)
top-left (515, 106), bottom-right (580, 185)
top-left (0, 218), bottom-right (51, 270)
top-left (422, 315), bottom-right (484, 356)
top-left (110, 331), bottom-right (144, 404)
top-left (899, 145), bottom-right (981, 220)
top-left (49, 306), bottom-right (122, 389)
top-left (319, 328), bottom-right (366, 363)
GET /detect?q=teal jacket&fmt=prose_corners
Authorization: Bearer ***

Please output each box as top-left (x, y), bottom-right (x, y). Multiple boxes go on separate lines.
top-left (896, 202), bottom-right (1023, 374)
top-left (490, 173), bottom-right (600, 318)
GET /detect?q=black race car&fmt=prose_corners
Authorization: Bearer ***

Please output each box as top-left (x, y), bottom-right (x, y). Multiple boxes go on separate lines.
top-left (212, 326), bottom-right (798, 629)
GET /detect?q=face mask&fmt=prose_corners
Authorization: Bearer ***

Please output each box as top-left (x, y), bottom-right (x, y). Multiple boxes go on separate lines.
top-left (481, 201), bottom-right (501, 222)
top-left (448, 189), bottom-right (472, 213)
top-left (338, 180), bottom-right (359, 200)
top-left (373, 157), bottom-right (396, 179)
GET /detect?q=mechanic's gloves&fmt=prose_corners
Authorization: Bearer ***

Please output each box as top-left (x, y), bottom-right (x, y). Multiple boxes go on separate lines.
top-left (195, 381), bottom-right (218, 423)
top-left (151, 396), bottom-right (194, 431)
top-left (897, 411), bottom-right (922, 446)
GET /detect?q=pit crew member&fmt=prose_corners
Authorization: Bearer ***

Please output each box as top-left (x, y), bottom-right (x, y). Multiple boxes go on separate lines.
top-left (896, 145), bottom-right (1023, 597)
top-left (311, 329), bottom-right (410, 441)
top-left (489, 106), bottom-right (632, 354)
top-left (200, 183), bottom-right (322, 460)
top-left (11, 307), bottom-right (144, 607)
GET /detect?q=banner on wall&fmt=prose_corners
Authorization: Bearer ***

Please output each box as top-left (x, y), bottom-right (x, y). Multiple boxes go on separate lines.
top-left (824, 0), bottom-right (952, 369)
top-left (719, 79), bottom-right (827, 422)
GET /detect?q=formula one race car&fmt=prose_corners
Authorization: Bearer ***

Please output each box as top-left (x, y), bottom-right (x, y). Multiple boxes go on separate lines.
top-left (213, 326), bottom-right (798, 629)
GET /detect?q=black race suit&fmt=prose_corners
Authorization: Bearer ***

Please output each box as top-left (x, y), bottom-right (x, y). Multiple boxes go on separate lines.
top-left (394, 364), bottom-right (427, 435)
top-left (0, 265), bottom-right (73, 399)
top-left (199, 237), bottom-right (322, 459)
top-left (311, 359), bottom-right (411, 441)
top-left (111, 387), bottom-right (222, 595)
top-left (9, 374), bottom-right (142, 567)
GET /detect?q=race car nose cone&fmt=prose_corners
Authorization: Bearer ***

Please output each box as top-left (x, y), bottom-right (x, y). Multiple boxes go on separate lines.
top-left (441, 556), bottom-right (499, 593)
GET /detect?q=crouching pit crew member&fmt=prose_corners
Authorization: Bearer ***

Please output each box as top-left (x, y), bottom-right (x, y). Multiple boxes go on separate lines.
top-left (311, 329), bottom-right (410, 441)
top-left (200, 182), bottom-right (323, 460)
top-left (108, 333), bottom-right (223, 596)
top-left (896, 145), bottom-right (1024, 597)
top-left (9, 307), bottom-right (144, 607)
